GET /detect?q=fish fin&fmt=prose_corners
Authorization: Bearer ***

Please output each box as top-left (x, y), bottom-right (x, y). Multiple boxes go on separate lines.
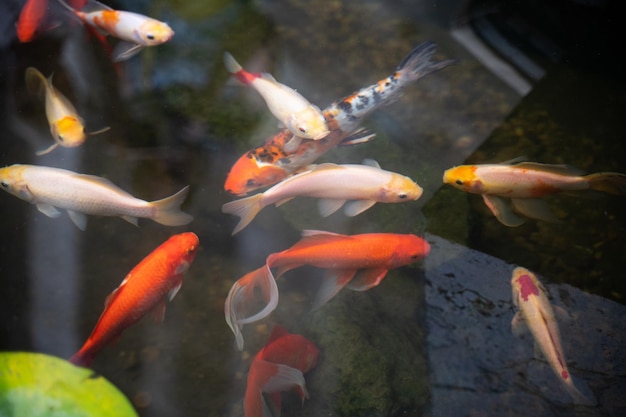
top-left (221, 193), bottom-right (264, 234)
top-left (346, 268), bottom-right (389, 291)
top-left (80, 0), bottom-right (114, 13)
top-left (121, 216), bottom-right (139, 227)
top-left (266, 324), bottom-right (290, 345)
top-left (397, 41), bottom-right (456, 81)
top-left (35, 143), bottom-right (60, 156)
top-left (36, 203), bottom-right (62, 218)
top-left (512, 162), bottom-right (585, 176)
top-left (67, 210), bottom-right (87, 230)
top-left (511, 198), bottom-right (560, 223)
top-left (168, 282), bottom-right (183, 302)
top-left (361, 158), bottom-right (381, 168)
top-left (25, 67), bottom-right (47, 96)
top-left (343, 200), bottom-right (376, 217)
top-left (150, 185), bottom-right (194, 226)
top-left (482, 195), bottom-right (525, 227)
top-left (261, 392), bottom-right (280, 417)
top-left (585, 172), bottom-right (626, 196)
top-left (274, 197), bottom-right (295, 207)
top-left (312, 269), bottom-right (357, 310)
top-left (112, 42), bottom-right (144, 62)
top-left (255, 360), bottom-right (308, 398)
top-left (151, 300), bottom-right (167, 323)
top-left (317, 198), bottom-right (346, 217)
top-left (301, 229), bottom-right (343, 237)
top-left (283, 135), bottom-right (303, 153)
top-left (258, 72), bottom-right (277, 83)
top-left (338, 128), bottom-right (376, 146)
top-left (223, 52), bottom-right (243, 74)
top-left (510, 311), bottom-right (528, 337)
top-left (87, 126), bottom-right (111, 136)
top-left (104, 288), bottom-right (120, 308)
top-left (224, 265), bottom-right (278, 350)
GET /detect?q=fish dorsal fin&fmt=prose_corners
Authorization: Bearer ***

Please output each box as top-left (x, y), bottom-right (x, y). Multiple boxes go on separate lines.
top-left (74, 174), bottom-right (134, 196)
top-left (265, 324), bottom-right (289, 345)
top-left (259, 72), bottom-right (278, 83)
top-left (82, 0), bottom-right (114, 13)
top-left (362, 159), bottom-right (380, 168)
top-left (310, 163), bottom-right (342, 172)
top-left (512, 162), bottom-right (584, 176)
top-left (104, 276), bottom-right (128, 308)
top-left (300, 229), bottom-right (344, 238)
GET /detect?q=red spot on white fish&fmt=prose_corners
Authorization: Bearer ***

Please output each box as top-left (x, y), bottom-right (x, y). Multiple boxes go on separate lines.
top-left (562, 370), bottom-right (570, 380)
top-left (517, 274), bottom-right (539, 302)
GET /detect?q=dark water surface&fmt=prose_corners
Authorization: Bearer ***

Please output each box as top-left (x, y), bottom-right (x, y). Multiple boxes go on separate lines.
top-left (1, 0), bottom-right (624, 416)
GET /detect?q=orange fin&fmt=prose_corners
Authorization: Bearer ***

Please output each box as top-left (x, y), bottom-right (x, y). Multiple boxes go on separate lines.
top-left (312, 269), bottom-right (357, 310)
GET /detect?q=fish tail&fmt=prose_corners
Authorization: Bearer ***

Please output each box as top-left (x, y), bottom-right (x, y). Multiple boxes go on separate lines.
top-left (224, 265), bottom-right (279, 350)
top-left (150, 186), bottom-right (194, 226)
top-left (68, 348), bottom-right (94, 367)
top-left (221, 193), bottom-right (264, 235)
top-left (223, 52), bottom-right (255, 85)
top-left (586, 172), bottom-right (626, 196)
top-left (397, 41), bottom-right (456, 82)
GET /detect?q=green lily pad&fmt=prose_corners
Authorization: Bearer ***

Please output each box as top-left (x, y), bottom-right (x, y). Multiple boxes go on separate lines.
top-left (0, 352), bottom-right (138, 417)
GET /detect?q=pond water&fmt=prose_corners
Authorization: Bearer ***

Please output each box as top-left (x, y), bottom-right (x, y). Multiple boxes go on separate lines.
top-left (0, 0), bottom-right (624, 416)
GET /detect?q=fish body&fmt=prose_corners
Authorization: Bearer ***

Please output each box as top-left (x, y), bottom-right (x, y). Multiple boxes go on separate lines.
top-left (69, 232), bottom-right (199, 367)
top-left (224, 52), bottom-right (329, 148)
top-left (59, 0), bottom-right (174, 61)
top-left (510, 267), bottom-right (594, 405)
top-left (0, 164), bottom-right (193, 230)
top-left (224, 41), bottom-right (455, 195)
top-left (443, 162), bottom-right (626, 226)
top-left (225, 230), bottom-right (430, 349)
top-left (16, 0), bottom-right (48, 42)
top-left (222, 160), bottom-right (423, 234)
top-left (245, 325), bottom-right (319, 417)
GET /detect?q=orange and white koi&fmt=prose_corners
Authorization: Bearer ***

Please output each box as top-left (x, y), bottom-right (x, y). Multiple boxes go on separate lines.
top-left (225, 230), bottom-right (430, 349)
top-left (510, 267), bottom-right (595, 405)
top-left (58, 0), bottom-right (174, 62)
top-left (224, 41), bottom-right (454, 196)
top-left (224, 52), bottom-right (329, 151)
top-left (245, 325), bottom-right (319, 417)
top-left (69, 232), bottom-right (199, 366)
top-left (221, 159), bottom-right (423, 234)
top-left (0, 164), bottom-right (193, 230)
top-left (443, 161), bottom-right (626, 226)
top-left (25, 67), bottom-right (109, 155)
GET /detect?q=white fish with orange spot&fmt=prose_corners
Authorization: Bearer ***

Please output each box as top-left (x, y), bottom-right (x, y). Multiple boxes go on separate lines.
top-left (443, 161), bottom-right (626, 226)
top-left (25, 67), bottom-right (109, 156)
top-left (510, 267), bottom-right (595, 405)
top-left (0, 164), bottom-right (192, 230)
top-left (224, 51), bottom-right (329, 151)
top-left (58, 0), bottom-right (174, 61)
top-left (221, 159), bottom-right (423, 234)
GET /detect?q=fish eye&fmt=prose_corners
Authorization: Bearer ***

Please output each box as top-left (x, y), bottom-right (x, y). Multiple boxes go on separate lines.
top-left (146, 34), bottom-right (155, 40)
top-left (298, 126), bottom-right (307, 133)
top-left (57, 134), bottom-right (65, 142)
top-left (398, 193), bottom-right (407, 199)
top-left (455, 179), bottom-right (463, 185)
top-left (1, 180), bottom-right (9, 189)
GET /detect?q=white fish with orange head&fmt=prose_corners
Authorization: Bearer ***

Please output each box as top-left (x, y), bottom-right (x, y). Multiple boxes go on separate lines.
top-left (443, 161), bottom-right (626, 226)
top-left (25, 67), bottom-right (109, 156)
top-left (510, 267), bottom-right (595, 405)
top-left (221, 159), bottom-right (423, 234)
top-left (224, 51), bottom-right (329, 151)
top-left (58, 0), bottom-right (174, 61)
top-left (0, 164), bottom-right (192, 230)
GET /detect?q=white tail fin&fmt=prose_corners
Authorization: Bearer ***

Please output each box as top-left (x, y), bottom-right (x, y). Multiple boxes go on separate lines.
top-left (150, 186), bottom-right (193, 226)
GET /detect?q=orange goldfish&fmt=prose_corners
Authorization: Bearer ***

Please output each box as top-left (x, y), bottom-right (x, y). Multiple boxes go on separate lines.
top-left (16, 0), bottom-right (48, 43)
top-left (511, 267), bottom-right (595, 405)
top-left (443, 161), bottom-right (626, 226)
top-left (225, 230), bottom-right (430, 349)
top-left (224, 41), bottom-right (454, 196)
top-left (69, 232), bottom-right (199, 367)
top-left (58, 0), bottom-right (174, 62)
top-left (224, 52), bottom-right (329, 151)
top-left (25, 67), bottom-right (110, 155)
top-left (245, 325), bottom-right (319, 417)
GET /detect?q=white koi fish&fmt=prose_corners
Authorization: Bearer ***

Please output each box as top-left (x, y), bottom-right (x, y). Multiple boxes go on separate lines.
top-left (443, 161), bottom-right (626, 226)
top-left (0, 164), bottom-right (193, 230)
top-left (58, 0), bottom-right (175, 62)
top-left (511, 267), bottom-right (595, 405)
top-left (25, 67), bottom-right (109, 156)
top-left (224, 51), bottom-right (329, 151)
top-left (221, 159), bottom-right (423, 234)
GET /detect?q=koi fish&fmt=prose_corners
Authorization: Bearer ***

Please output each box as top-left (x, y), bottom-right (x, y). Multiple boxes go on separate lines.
top-left (510, 267), bottom-right (595, 405)
top-left (58, 0), bottom-right (174, 62)
top-left (224, 41), bottom-right (455, 196)
top-left (16, 0), bottom-right (48, 43)
top-left (224, 52), bottom-right (329, 152)
top-left (0, 164), bottom-right (193, 230)
top-left (69, 232), bottom-right (199, 366)
top-left (443, 161), bottom-right (626, 226)
top-left (245, 325), bottom-right (319, 417)
top-left (25, 67), bottom-right (109, 155)
top-left (225, 230), bottom-right (430, 349)
top-left (222, 159), bottom-right (423, 234)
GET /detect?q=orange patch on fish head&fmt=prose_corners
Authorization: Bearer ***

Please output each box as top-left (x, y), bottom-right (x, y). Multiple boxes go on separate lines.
top-left (443, 165), bottom-right (485, 193)
top-left (52, 116), bottom-right (86, 147)
top-left (511, 267), bottom-right (540, 302)
top-left (224, 153), bottom-right (288, 195)
top-left (390, 235), bottom-right (430, 268)
top-left (137, 20), bottom-right (174, 45)
top-left (380, 174), bottom-right (423, 202)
